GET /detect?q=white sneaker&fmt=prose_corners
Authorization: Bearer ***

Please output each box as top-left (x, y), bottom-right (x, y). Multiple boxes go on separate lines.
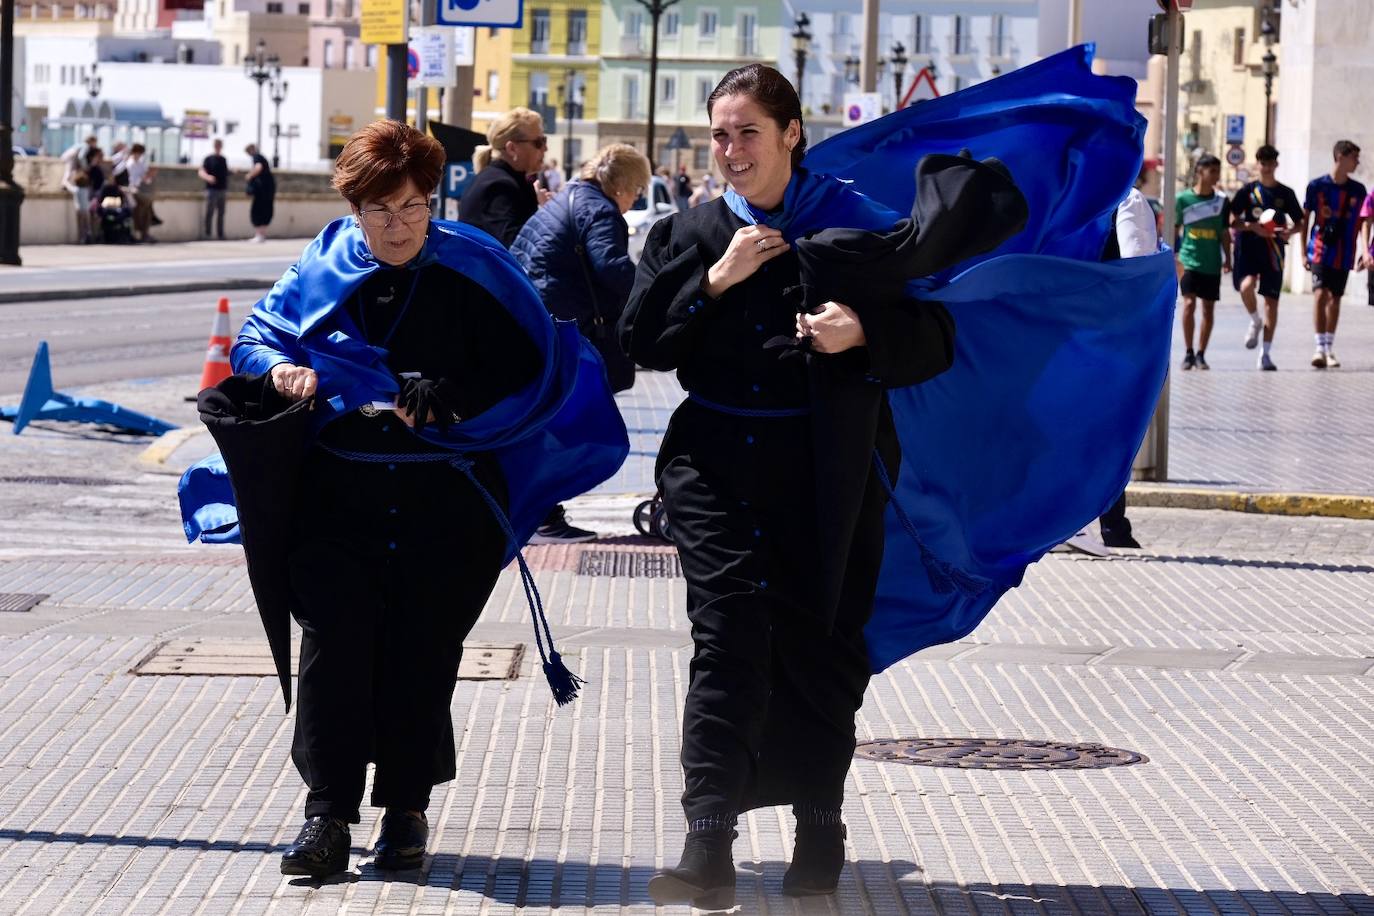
top-left (1311, 350), bottom-right (1327, 369)
top-left (1244, 318), bottom-right (1262, 349)
top-left (1258, 352), bottom-right (1276, 371)
top-left (1326, 351), bottom-right (1340, 368)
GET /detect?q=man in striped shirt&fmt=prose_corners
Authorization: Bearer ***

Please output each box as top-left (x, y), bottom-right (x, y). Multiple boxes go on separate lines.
top-left (1300, 140), bottom-right (1366, 368)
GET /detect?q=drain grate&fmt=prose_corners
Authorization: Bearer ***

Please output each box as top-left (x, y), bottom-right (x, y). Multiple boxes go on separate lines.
top-left (577, 549), bottom-right (682, 579)
top-left (855, 737), bottom-right (1148, 770)
top-left (0, 475), bottom-right (123, 487)
top-left (0, 593), bottom-right (48, 613)
top-left (133, 639), bottom-right (525, 680)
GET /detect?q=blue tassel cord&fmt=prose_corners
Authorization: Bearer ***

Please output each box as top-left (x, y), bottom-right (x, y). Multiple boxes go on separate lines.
top-left (319, 444), bottom-right (583, 705)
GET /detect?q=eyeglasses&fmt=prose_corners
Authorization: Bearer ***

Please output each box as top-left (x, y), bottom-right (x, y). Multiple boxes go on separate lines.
top-left (357, 202), bottom-right (430, 230)
top-left (513, 136), bottom-right (548, 150)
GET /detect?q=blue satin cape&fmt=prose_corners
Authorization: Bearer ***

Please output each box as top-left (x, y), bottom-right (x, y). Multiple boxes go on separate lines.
top-left (178, 217), bottom-right (630, 561)
top-left (767, 46), bottom-right (1177, 672)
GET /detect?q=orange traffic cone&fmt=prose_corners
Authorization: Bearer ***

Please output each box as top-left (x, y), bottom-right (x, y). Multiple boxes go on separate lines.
top-left (198, 297), bottom-right (233, 392)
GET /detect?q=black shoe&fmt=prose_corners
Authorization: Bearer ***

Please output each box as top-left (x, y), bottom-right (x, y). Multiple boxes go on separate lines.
top-left (528, 504), bottom-right (598, 544)
top-left (783, 822), bottom-right (847, 896)
top-left (1181, 351), bottom-right (1196, 371)
top-left (648, 829), bottom-right (737, 910)
top-left (1195, 351), bottom-right (1209, 370)
top-left (374, 809), bottom-right (428, 870)
top-left (1102, 534), bottom-right (1141, 549)
top-left (280, 816), bottom-right (350, 878)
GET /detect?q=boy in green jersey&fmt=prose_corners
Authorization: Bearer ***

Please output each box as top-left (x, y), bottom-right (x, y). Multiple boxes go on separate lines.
top-left (1174, 154), bottom-right (1231, 369)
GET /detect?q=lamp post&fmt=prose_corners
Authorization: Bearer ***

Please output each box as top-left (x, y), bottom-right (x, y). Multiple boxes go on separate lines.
top-left (890, 40), bottom-right (907, 107)
top-left (85, 61), bottom-right (102, 99)
top-left (633, 0), bottom-right (680, 167)
top-left (244, 39), bottom-right (280, 152)
top-left (843, 54), bottom-right (860, 86)
top-left (268, 66), bottom-right (288, 169)
top-left (1260, 0), bottom-right (1277, 145)
top-left (791, 12), bottom-right (811, 97)
top-left (558, 68), bottom-right (577, 181)
top-left (1, 0), bottom-right (24, 265)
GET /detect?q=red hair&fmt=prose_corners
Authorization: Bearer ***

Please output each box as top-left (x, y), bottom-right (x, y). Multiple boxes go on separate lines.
top-left (331, 120), bottom-right (445, 206)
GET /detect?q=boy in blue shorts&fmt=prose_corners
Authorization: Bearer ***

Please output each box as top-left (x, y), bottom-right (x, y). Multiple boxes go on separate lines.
top-left (1300, 140), bottom-right (1366, 368)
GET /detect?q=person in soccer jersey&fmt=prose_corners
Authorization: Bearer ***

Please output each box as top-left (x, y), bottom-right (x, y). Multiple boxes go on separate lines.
top-left (1358, 185), bottom-right (1374, 307)
top-left (1300, 139), bottom-right (1366, 368)
top-left (1229, 145), bottom-right (1304, 370)
top-left (1175, 154), bottom-right (1230, 370)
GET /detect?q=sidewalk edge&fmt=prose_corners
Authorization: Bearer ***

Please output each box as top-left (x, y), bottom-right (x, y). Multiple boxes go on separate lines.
top-left (1127, 484), bottom-right (1374, 520)
top-left (139, 427), bottom-right (205, 471)
top-left (0, 278), bottom-right (275, 305)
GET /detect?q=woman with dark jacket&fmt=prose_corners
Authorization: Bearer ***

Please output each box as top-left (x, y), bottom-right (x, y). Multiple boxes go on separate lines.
top-left (622, 65), bottom-right (1024, 908)
top-left (459, 107), bottom-right (548, 247)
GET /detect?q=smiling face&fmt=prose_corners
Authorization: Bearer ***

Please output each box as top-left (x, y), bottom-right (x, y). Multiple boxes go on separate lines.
top-left (709, 94), bottom-right (799, 210)
top-left (354, 179), bottom-right (430, 266)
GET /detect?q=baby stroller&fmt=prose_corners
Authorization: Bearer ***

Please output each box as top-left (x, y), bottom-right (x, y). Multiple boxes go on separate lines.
top-left (94, 190), bottom-right (135, 244)
top-left (633, 490), bottom-right (673, 543)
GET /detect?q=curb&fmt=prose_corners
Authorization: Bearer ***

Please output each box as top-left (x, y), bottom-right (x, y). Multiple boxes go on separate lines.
top-left (138, 426), bottom-right (206, 471)
top-left (1127, 484), bottom-right (1374, 520)
top-left (0, 278), bottom-right (277, 305)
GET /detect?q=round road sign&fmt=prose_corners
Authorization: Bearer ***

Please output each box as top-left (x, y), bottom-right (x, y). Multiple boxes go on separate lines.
top-left (1226, 145), bottom-right (1245, 167)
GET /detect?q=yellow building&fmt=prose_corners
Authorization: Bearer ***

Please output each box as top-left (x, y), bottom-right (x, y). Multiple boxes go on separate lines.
top-left (472, 0), bottom-right (601, 175)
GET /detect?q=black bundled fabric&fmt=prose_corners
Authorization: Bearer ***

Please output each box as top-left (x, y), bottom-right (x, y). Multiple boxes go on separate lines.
top-left (197, 372), bottom-right (314, 710)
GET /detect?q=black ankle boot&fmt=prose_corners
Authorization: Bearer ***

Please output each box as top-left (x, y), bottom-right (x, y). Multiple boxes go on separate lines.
top-left (648, 828), bottom-right (737, 910)
top-left (280, 815), bottom-right (351, 878)
top-left (374, 809), bottom-right (428, 870)
top-left (783, 822), bottom-right (847, 896)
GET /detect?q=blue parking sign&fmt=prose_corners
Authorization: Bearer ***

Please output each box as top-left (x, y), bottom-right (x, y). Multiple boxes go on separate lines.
top-left (1225, 114), bottom-right (1245, 146)
top-left (445, 161), bottom-right (474, 198)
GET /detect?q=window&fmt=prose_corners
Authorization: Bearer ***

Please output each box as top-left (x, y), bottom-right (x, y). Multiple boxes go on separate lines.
top-left (952, 15), bottom-right (970, 55)
top-left (737, 12), bottom-right (758, 55)
top-left (623, 9), bottom-right (643, 36)
top-left (567, 10), bottom-right (587, 54)
top-left (660, 75), bottom-right (676, 103)
top-left (952, 75), bottom-right (965, 92)
top-left (487, 69), bottom-right (500, 100)
top-left (624, 75), bottom-right (640, 119)
top-left (913, 14), bottom-right (928, 53)
top-left (699, 9), bottom-right (718, 39)
top-left (325, 0), bottom-right (332, 16)
top-left (343, 42), bottom-right (354, 68)
top-left (836, 13), bottom-right (850, 36)
top-left (990, 14), bottom-right (1007, 56)
top-left (697, 76), bottom-right (712, 105)
top-left (531, 9), bottom-right (550, 53)
top-left (298, 3), bottom-right (308, 13)
top-left (323, 38), bottom-right (334, 67)
top-left (663, 10), bottom-right (679, 36)
top-left (366, 44), bottom-right (378, 67)
top-left (693, 146), bottom-right (709, 170)
top-left (529, 71), bottom-right (551, 108)
top-left (266, 2), bottom-right (283, 13)
top-left (1233, 27), bottom-right (1245, 66)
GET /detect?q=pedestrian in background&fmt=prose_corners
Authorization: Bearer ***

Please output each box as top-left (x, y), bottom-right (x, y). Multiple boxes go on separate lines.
top-left (674, 165), bottom-right (693, 211)
top-left (1359, 184), bottom-right (1374, 306)
top-left (1300, 139), bottom-right (1365, 368)
top-left (60, 135), bottom-right (96, 244)
top-left (245, 143), bottom-right (276, 243)
top-left (199, 138), bottom-right (230, 240)
top-left (541, 158), bottom-right (564, 194)
top-left (1175, 154), bottom-right (1230, 371)
top-left (1228, 145), bottom-right (1303, 371)
top-left (115, 143), bottom-right (157, 243)
top-left (511, 142), bottom-right (651, 544)
top-left (460, 108), bottom-right (549, 247)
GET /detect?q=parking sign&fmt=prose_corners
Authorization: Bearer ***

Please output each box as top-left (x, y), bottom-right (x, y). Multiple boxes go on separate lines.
top-left (1225, 114), bottom-right (1245, 146)
top-left (435, 0), bottom-right (522, 28)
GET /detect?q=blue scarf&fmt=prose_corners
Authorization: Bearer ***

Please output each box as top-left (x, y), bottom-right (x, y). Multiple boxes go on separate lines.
top-left (752, 46), bottom-right (1179, 672)
top-left (178, 217), bottom-right (630, 555)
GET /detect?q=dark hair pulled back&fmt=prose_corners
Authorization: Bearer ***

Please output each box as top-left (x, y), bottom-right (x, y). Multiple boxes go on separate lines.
top-left (706, 64), bottom-right (807, 169)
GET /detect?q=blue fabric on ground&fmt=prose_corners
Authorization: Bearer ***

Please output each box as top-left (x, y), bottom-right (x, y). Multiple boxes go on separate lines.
top-left (178, 217), bottom-right (629, 559)
top-left (799, 46), bottom-right (1176, 671)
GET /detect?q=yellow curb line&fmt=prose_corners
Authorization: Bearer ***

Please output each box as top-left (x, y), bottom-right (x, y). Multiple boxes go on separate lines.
top-left (1126, 484), bottom-right (1374, 520)
top-left (138, 427), bottom-right (204, 470)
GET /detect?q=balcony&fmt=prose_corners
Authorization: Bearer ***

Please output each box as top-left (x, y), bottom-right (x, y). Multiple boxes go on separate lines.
top-left (986, 35), bottom-right (1016, 67)
top-left (619, 34), bottom-right (644, 55)
top-left (530, 39), bottom-right (549, 54)
top-left (947, 34), bottom-right (974, 60)
top-left (566, 40), bottom-right (587, 56)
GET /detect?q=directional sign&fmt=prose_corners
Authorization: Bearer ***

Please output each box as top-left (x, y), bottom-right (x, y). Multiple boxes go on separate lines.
top-left (446, 161), bottom-right (474, 197)
top-left (435, 0), bottom-right (522, 29)
top-left (1225, 114), bottom-right (1245, 145)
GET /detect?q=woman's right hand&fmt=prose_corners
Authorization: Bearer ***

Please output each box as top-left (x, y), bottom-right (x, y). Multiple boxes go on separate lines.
top-left (270, 363), bottom-right (318, 402)
top-left (703, 225), bottom-right (790, 298)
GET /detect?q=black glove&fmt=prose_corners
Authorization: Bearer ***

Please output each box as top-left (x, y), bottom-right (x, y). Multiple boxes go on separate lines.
top-left (398, 376), bottom-right (460, 431)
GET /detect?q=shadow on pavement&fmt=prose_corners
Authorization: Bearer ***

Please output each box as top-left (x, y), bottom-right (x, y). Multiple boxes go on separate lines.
top-left (1129, 553), bottom-right (1374, 574)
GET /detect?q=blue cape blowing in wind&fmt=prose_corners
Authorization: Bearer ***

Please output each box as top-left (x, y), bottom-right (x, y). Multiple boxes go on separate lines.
top-left (796, 45), bottom-right (1177, 672)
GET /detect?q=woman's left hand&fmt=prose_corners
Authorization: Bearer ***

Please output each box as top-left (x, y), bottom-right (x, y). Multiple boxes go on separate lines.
top-left (796, 301), bottom-right (866, 353)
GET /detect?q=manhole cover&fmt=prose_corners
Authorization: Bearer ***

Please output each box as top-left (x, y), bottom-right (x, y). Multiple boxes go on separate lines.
top-left (0, 593), bottom-right (48, 613)
top-left (577, 549), bottom-right (682, 578)
top-left (0, 475), bottom-right (123, 487)
top-left (133, 639), bottom-right (525, 680)
top-left (854, 737), bottom-right (1147, 770)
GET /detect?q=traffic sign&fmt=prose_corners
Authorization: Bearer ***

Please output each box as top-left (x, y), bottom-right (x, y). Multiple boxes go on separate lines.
top-left (1225, 114), bottom-right (1245, 145)
top-left (842, 92), bottom-right (882, 127)
top-left (665, 127), bottom-right (691, 151)
top-left (412, 28), bottom-right (458, 87)
top-left (435, 0), bottom-right (522, 29)
top-left (899, 66), bottom-right (940, 108)
top-left (183, 109), bottom-right (210, 139)
top-left (446, 161), bottom-right (474, 198)
top-left (1226, 144), bottom-right (1245, 167)
top-left (361, 0), bottom-right (407, 44)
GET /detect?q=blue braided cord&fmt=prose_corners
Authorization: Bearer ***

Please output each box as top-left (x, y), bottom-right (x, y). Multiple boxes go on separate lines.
top-left (316, 443), bottom-right (566, 673)
top-left (686, 392), bottom-right (811, 418)
top-left (869, 449), bottom-right (992, 598)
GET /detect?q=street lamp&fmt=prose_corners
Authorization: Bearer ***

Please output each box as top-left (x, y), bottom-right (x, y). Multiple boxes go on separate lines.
top-left (244, 39), bottom-right (280, 152)
top-left (1, 0), bottom-right (25, 265)
top-left (633, 0), bottom-right (681, 167)
top-left (791, 12), bottom-right (811, 97)
top-left (268, 66), bottom-right (288, 169)
top-left (1260, 0), bottom-right (1278, 144)
top-left (889, 41), bottom-right (907, 107)
top-left (843, 55), bottom-right (860, 86)
top-left (85, 61), bottom-right (102, 99)
top-left (557, 69), bottom-right (578, 181)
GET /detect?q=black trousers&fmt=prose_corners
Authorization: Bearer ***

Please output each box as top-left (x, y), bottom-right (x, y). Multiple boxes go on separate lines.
top-left (1098, 491), bottom-right (1134, 545)
top-left (287, 450), bottom-right (506, 824)
top-left (660, 404), bottom-right (886, 822)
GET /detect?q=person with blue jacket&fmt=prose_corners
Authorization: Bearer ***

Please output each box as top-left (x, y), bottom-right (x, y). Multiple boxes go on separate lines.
top-left (512, 143), bottom-right (651, 542)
